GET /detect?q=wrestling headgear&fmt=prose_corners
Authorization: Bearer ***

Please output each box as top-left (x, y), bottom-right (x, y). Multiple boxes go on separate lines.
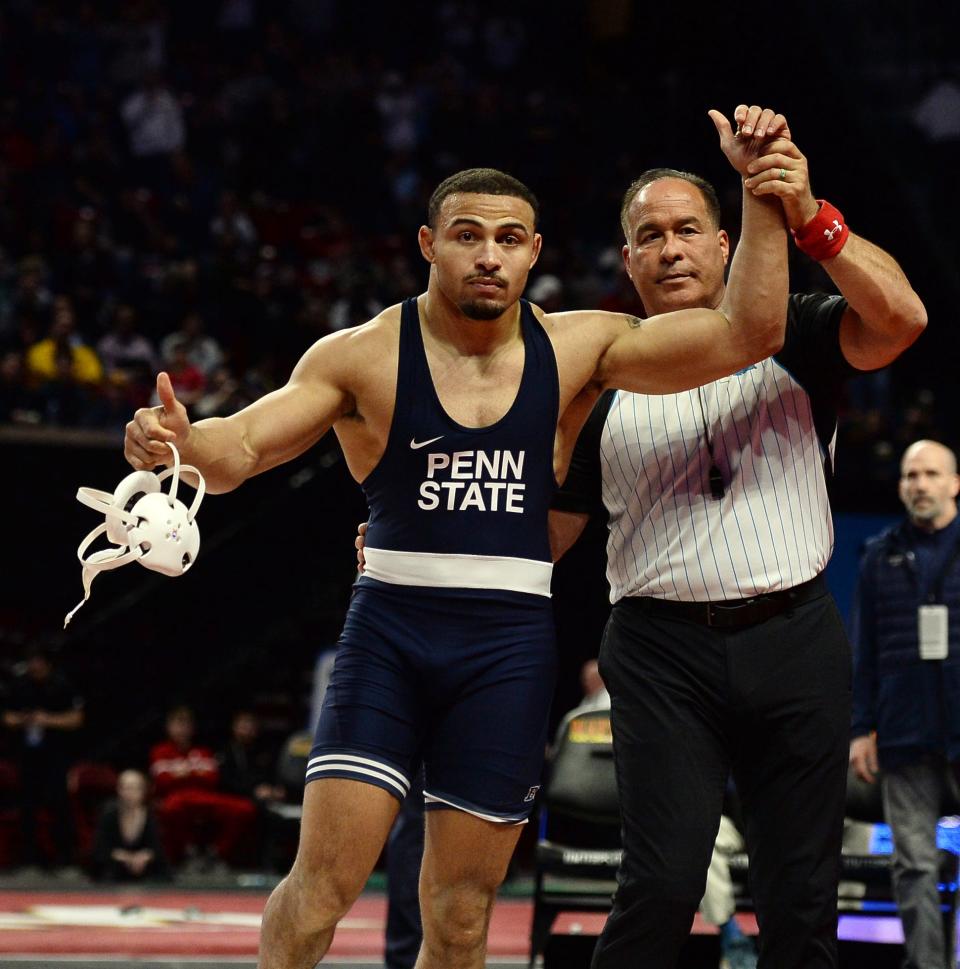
top-left (64, 443), bottom-right (205, 628)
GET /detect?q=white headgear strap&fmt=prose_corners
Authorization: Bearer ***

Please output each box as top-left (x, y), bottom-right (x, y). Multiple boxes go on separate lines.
top-left (64, 443), bottom-right (205, 628)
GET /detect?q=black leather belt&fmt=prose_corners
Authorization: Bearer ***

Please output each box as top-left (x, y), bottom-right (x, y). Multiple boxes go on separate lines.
top-left (622, 575), bottom-right (827, 629)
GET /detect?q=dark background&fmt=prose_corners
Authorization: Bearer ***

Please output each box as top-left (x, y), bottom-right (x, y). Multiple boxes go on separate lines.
top-left (0, 0), bottom-right (957, 765)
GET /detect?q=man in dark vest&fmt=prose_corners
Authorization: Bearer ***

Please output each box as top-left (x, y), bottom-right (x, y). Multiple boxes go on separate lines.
top-left (851, 439), bottom-right (960, 969)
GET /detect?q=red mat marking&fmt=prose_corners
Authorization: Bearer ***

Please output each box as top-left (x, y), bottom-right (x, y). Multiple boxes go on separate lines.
top-left (0, 890), bottom-right (534, 956)
top-left (0, 890), bottom-right (768, 957)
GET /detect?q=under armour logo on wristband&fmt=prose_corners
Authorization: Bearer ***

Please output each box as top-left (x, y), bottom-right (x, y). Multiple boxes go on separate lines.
top-left (824, 220), bottom-right (844, 241)
top-left (792, 200), bottom-right (849, 261)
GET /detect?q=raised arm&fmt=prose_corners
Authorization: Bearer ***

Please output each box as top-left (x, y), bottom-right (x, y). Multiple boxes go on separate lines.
top-left (709, 105), bottom-right (789, 355)
top-left (124, 329), bottom-right (357, 493)
top-left (582, 306), bottom-right (770, 395)
top-left (570, 105), bottom-right (790, 395)
top-left (744, 136), bottom-right (927, 369)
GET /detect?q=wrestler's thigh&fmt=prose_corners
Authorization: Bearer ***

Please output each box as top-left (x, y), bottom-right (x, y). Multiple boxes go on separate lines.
top-left (420, 807), bottom-right (522, 905)
top-left (292, 777), bottom-right (400, 896)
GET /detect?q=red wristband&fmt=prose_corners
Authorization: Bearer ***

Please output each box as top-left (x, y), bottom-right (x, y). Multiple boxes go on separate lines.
top-left (791, 200), bottom-right (849, 261)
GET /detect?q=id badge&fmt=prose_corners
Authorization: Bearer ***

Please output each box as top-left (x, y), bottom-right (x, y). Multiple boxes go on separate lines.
top-left (918, 604), bottom-right (949, 660)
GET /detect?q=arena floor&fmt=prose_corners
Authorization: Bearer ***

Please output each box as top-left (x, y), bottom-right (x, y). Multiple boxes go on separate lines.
top-left (0, 883), bottom-right (939, 968)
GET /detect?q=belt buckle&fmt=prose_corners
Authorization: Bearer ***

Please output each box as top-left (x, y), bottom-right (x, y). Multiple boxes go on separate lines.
top-left (707, 597), bottom-right (758, 628)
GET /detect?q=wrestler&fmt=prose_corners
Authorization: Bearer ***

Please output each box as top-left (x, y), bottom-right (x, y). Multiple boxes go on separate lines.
top-left (124, 109), bottom-right (788, 969)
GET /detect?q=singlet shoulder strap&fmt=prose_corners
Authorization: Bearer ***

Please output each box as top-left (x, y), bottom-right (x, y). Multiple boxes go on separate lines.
top-left (394, 297), bottom-right (426, 410)
top-left (516, 298), bottom-right (560, 424)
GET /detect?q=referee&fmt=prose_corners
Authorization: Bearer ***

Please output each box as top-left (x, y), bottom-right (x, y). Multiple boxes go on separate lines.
top-left (552, 109), bottom-right (927, 969)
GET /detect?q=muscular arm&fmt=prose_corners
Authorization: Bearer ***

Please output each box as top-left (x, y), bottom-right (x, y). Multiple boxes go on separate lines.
top-left (592, 309), bottom-right (750, 394)
top-left (828, 234), bottom-right (927, 370)
top-left (719, 189), bottom-right (788, 356)
top-left (126, 328), bottom-right (360, 494)
top-left (583, 288), bottom-right (783, 396)
top-left (745, 139), bottom-right (926, 370)
top-left (572, 114), bottom-right (790, 395)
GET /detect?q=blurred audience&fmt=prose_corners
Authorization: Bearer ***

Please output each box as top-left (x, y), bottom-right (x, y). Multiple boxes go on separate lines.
top-left (96, 302), bottom-right (158, 409)
top-left (218, 709), bottom-right (284, 806)
top-left (0, 2), bottom-right (944, 509)
top-left (1, 644), bottom-right (85, 869)
top-left (150, 705), bottom-right (256, 870)
top-left (25, 295), bottom-right (102, 424)
top-left (159, 312), bottom-right (223, 379)
top-left (92, 768), bottom-right (170, 882)
top-left (218, 709), bottom-right (284, 868)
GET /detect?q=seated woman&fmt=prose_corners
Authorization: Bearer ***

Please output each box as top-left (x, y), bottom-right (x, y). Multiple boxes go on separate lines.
top-left (92, 769), bottom-right (170, 881)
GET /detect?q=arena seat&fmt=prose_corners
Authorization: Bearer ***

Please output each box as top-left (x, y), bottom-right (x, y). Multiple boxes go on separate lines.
top-left (531, 726), bottom-right (960, 965)
top-left (68, 761), bottom-right (119, 865)
top-left (263, 730), bottom-right (312, 870)
top-left (0, 760), bottom-right (20, 868)
top-left (529, 707), bottom-right (621, 966)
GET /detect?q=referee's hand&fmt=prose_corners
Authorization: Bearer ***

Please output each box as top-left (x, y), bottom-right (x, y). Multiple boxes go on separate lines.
top-left (849, 734), bottom-right (879, 784)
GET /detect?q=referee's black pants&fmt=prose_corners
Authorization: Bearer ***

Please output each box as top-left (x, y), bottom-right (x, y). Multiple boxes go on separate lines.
top-left (590, 589), bottom-right (851, 969)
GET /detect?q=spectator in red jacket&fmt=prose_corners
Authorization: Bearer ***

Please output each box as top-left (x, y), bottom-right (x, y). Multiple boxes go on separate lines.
top-left (149, 705), bottom-right (255, 868)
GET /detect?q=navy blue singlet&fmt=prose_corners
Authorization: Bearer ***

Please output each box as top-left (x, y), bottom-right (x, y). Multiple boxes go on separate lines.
top-left (308, 296), bottom-right (561, 822)
top-left (359, 296), bottom-right (559, 597)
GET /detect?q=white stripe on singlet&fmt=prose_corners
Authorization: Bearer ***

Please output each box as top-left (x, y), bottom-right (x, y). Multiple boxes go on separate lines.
top-left (362, 547), bottom-right (553, 597)
top-left (601, 358), bottom-right (833, 603)
top-left (305, 754), bottom-right (410, 797)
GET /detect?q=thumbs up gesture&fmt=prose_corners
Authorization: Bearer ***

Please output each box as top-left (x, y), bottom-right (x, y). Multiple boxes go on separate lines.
top-left (124, 372), bottom-right (193, 470)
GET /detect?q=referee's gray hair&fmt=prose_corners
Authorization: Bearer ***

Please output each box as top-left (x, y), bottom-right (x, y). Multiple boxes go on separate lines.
top-left (620, 169), bottom-right (722, 240)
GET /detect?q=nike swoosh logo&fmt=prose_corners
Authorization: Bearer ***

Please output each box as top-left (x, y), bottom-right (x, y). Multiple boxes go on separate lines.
top-left (410, 435), bottom-right (444, 449)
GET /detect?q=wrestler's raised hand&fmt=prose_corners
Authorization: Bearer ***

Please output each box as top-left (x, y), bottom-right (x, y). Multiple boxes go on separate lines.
top-left (708, 104), bottom-right (792, 177)
top-left (124, 372), bottom-right (192, 470)
top-left (743, 138), bottom-right (820, 230)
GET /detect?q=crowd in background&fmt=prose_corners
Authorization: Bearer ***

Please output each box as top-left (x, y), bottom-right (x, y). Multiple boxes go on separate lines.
top-left (0, 640), bottom-right (299, 876)
top-left (0, 1), bottom-right (956, 507)
top-left (0, 0), bottom-right (958, 882)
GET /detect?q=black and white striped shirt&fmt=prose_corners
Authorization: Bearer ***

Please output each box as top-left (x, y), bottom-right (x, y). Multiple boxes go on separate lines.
top-left (556, 293), bottom-right (858, 603)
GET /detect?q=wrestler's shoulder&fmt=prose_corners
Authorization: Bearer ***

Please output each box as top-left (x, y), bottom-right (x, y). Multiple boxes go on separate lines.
top-left (335, 302), bottom-right (403, 345)
top-left (303, 302), bottom-right (404, 363)
top-left (534, 304), bottom-right (631, 334)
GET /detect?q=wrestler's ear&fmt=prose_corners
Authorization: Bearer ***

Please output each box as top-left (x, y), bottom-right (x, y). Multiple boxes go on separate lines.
top-left (529, 232), bottom-right (542, 268)
top-left (718, 229), bottom-right (730, 267)
top-left (622, 244), bottom-right (632, 280)
top-left (418, 225), bottom-right (436, 263)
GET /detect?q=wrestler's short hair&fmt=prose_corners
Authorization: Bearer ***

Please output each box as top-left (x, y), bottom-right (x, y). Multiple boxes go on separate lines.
top-left (428, 168), bottom-right (540, 228)
top-left (620, 168), bottom-right (723, 239)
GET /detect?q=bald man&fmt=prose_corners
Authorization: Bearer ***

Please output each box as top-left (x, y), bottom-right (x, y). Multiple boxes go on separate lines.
top-left (851, 439), bottom-right (960, 969)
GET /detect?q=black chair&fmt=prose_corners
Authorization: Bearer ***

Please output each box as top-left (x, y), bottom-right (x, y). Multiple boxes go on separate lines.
top-left (263, 730), bottom-right (312, 870)
top-left (529, 706), bottom-right (621, 966)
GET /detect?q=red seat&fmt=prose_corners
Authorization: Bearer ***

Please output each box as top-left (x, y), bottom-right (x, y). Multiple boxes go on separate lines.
top-left (68, 761), bottom-right (118, 865)
top-left (0, 760), bottom-right (20, 868)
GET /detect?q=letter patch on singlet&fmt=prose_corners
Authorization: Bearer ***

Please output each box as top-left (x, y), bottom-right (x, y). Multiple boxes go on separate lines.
top-left (417, 449), bottom-right (526, 513)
